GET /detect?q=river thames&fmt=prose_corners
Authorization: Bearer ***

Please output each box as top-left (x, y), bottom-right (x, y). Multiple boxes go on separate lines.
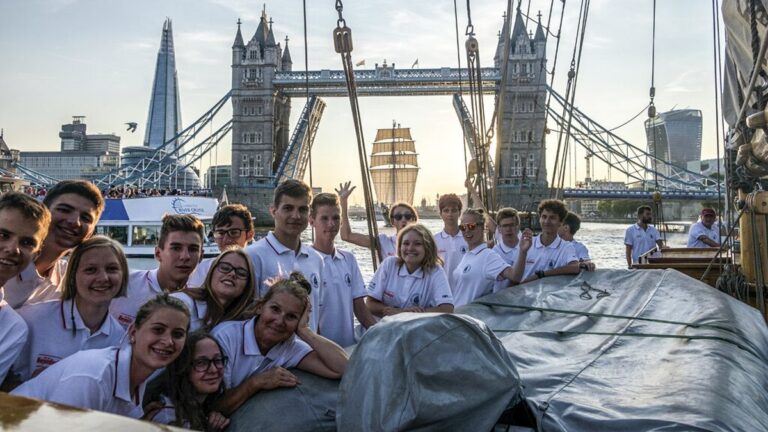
top-left (128, 220), bottom-right (689, 281)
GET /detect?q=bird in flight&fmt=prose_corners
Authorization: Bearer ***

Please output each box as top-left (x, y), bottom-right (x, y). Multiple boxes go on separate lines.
top-left (125, 122), bottom-right (138, 132)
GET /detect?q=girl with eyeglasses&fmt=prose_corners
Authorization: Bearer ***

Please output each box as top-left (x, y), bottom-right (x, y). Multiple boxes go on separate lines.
top-left (336, 181), bottom-right (419, 263)
top-left (211, 272), bottom-right (348, 415)
top-left (12, 294), bottom-right (190, 418)
top-left (452, 209), bottom-right (518, 307)
top-left (144, 331), bottom-right (231, 431)
top-left (366, 224), bottom-right (454, 317)
top-left (9, 236), bottom-right (128, 384)
top-left (171, 247), bottom-right (257, 332)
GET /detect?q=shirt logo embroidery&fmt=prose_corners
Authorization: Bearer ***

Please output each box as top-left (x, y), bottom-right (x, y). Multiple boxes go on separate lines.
top-left (409, 293), bottom-right (421, 306)
top-left (310, 273), bottom-right (319, 287)
top-left (344, 273), bottom-right (352, 286)
top-left (117, 313), bottom-right (134, 328)
top-left (463, 264), bottom-right (471, 273)
top-left (460, 246), bottom-right (467, 253)
top-left (33, 354), bottom-right (61, 377)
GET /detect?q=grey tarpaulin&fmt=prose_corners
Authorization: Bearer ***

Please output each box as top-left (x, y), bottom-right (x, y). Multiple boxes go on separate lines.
top-left (337, 313), bottom-right (522, 431)
top-left (458, 269), bottom-right (768, 431)
top-left (227, 369), bottom-right (338, 432)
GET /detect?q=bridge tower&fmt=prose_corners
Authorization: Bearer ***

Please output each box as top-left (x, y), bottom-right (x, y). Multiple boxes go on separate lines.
top-left (494, 9), bottom-right (549, 210)
top-left (229, 8), bottom-right (292, 221)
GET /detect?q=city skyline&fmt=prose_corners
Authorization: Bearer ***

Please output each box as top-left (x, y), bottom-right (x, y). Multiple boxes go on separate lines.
top-left (0, 0), bottom-right (722, 205)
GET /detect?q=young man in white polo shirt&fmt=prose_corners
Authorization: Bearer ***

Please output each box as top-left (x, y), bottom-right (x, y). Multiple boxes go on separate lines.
top-left (687, 208), bottom-right (720, 248)
top-left (245, 179), bottom-right (323, 331)
top-left (2, 180), bottom-right (104, 308)
top-left (433, 193), bottom-right (467, 292)
top-left (0, 193), bottom-right (51, 384)
top-left (110, 214), bottom-right (204, 327)
top-left (309, 192), bottom-right (376, 347)
top-left (512, 200), bottom-right (581, 283)
top-left (558, 211), bottom-right (596, 271)
top-left (492, 207), bottom-right (522, 292)
top-left (187, 204), bottom-right (254, 287)
top-left (624, 205), bottom-right (664, 267)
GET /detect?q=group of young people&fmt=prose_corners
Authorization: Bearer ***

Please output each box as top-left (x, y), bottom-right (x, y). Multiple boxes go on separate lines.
top-left (0, 177), bottom-right (595, 429)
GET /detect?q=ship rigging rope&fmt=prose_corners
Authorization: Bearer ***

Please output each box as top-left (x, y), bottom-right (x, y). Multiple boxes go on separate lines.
top-left (452, 0), bottom-right (470, 181)
top-left (550, 0), bottom-right (590, 198)
top-left (464, 0), bottom-right (493, 210)
top-left (302, 0), bottom-right (314, 242)
top-left (709, 0), bottom-right (725, 268)
top-left (333, 0), bottom-right (380, 270)
top-left (492, 0), bottom-right (514, 208)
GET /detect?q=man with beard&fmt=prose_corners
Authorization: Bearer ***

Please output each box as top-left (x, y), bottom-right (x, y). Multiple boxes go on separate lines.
top-left (2, 180), bottom-right (103, 308)
top-left (109, 214), bottom-right (204, 328)
top-left (245, 179), bottom-right (323, 331)
top-left (624, 205), bottom-right (664, 268)
top-left (309, 192), bottom-right (376, 347)
top-left (511, 200), bottom-right (581, 283)
top-left (186, 204), bottom-right (254, 287)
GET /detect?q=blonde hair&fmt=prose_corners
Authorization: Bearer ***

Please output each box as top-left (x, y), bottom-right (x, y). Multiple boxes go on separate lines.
top-left (255, 272), bottom-right (312, 316)
top-left (396, 224), bottom-right (443, 271)
top-left (61, 236), bottom-right (129, 300)
top-left (462, 208), bottom-right (487, 225)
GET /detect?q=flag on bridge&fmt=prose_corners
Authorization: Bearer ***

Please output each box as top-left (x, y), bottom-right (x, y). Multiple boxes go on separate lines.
top-left (355, 59), bottom-right (366, 66)
top-left (411, 58), bottom-right (419, 68)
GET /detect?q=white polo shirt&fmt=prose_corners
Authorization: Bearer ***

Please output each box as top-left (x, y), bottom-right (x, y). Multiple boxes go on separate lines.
top-left (169, 291), bottom-right (208, 332)
top-left (434, 230), bottom-right (468, 291)
top-left (624, 223), bottom-right (661, 263)
top-left (186, 257), bottom-right (214, 288)
top-left (1, 259), bottom-right (67, 309)
top-left (492, 241), bottom-right (520, 293)
top-left (521, 236), bottom-right (579, 281)
top-left (246, 232), bottom-right (323, 331)
top-left (0, 291), bottom-right (28, 383)
top-left (212, 317), bottom-right (312, 389)
top-left (571, 240), bottom-right (591, 261)
top-left (367, 256), bottom-right (453, 310)
top-left (13, 298), bottom-right (125, 382)
top-left (452, 244), bottom-right (511, 307)
top-left (109, 269), bottom-right (163, 328)
top-left (310, 247), bottom-right (366, 347)
top-left (377, 233), bottom-right (397, 261)
top-left (12, 345), bottom-right (147, 418)
top-left (687, 221), bottom-right (720, 248)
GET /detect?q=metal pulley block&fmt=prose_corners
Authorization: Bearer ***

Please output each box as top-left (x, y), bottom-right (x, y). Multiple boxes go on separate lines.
top-left (333, 26), bottom-right (353, 54)
top-left (465, 36), bottom-right (479, 55)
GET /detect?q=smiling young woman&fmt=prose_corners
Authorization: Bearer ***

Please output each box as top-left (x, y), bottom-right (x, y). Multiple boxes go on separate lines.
top-left (12, 294), bottom-right (190, 418)
top-left (211, 272), bottom-right (349, 416)
top-left (171, 247), bottom-right (257, 332)
top-left (7, 236), bottom-right (128, 385)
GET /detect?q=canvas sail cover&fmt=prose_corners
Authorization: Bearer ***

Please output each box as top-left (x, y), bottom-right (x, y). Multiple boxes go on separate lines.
top-left (337, 313), bottom-right (522, 431)
top-left (370, 126), bottom-right (419, 205)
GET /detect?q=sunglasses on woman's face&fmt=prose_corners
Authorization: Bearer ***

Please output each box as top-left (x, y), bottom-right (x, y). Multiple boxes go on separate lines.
top-left (458, 223), bottom-right (481, 232)
top-left (392, 213), bottom-right (414, 221)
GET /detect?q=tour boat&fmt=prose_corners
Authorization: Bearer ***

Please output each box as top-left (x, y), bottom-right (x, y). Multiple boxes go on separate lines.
top-left (95, 196), bottom-right (221, 258)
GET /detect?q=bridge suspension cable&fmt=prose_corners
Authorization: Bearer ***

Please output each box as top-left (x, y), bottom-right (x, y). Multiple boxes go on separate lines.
top-left (453, 0), bottom-right (470, 187)
top-left (333, 0), bottom-right (380, 269)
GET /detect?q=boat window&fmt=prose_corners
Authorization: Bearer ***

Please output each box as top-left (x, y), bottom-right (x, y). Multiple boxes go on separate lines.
top-left (95, 226), bottom-right (128, 244)
top-left (132, 225), bottom-right (161, 246)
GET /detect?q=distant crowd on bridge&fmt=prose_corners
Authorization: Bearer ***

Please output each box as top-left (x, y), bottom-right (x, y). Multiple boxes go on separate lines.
top-left (23, 185), bottom-right (212, 201)
top-left (0, 178), bottom-right (722, 428)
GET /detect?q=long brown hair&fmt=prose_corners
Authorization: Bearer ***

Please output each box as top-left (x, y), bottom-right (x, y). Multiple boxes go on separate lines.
top-left (182, 247), bottom-right (256, 330)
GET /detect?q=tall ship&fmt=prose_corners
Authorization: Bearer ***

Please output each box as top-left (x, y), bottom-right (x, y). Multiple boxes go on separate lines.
top-left (369, 122), bottom-right (419, 207)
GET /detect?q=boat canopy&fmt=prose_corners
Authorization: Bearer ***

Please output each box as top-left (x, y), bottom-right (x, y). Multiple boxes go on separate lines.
top-left (100, 197), bottom-right (219, 222)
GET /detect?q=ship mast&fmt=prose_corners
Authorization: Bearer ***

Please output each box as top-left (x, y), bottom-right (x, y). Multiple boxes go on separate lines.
top-left (391, 119), bottom-right (396, 204)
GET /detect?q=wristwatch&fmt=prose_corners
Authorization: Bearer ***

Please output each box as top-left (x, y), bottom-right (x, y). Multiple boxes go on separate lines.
top-left (535, 270), bottom-right (546, 279)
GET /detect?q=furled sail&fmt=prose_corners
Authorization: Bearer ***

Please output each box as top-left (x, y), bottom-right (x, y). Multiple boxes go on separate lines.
top-left (370, 124), bottom-right (419, 205)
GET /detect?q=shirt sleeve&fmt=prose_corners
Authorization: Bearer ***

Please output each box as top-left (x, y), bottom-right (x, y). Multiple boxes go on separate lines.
top-left (426, 267), bottom-right (453, 307)
top-left (0, 307), bottom-right (28, 383)
top-left (558, 242), bottom-right (579, 266)
top-left (283, 338), bottom-right (313, 369)
top-left (624, 226), bottom-right (634, 246)
top-left (211, 323), bottom-right (238, 389)
top-left (483, 251), bottom-right (511, 281)
top-left (347, 253), bottom-right (367, 299)
top-left (46, 374), bottom-right (108, 411)
top-left (687, 223), bottom-right (704, 247)
top-left (366, 258), bottom-right (392, 301)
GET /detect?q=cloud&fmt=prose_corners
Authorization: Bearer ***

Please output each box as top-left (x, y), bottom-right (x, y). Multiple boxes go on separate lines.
top-left (208, 0), bottom-right (261, 21)
top-left (177, 31), bottom-right (230, 45)
top-left (122, 40), bottom-right (156, 51)
top-left (663, 70), bottom-right (700, 93)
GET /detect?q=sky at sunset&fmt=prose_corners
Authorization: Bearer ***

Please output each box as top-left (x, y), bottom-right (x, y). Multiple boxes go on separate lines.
top-left (0, 0), bottom-right (722, 205)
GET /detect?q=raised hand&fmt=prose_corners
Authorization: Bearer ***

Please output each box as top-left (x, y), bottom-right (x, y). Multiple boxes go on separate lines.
top-left (520, 228), bottom-right (534, 253)
top-left (335, 181), bottom-right (356, 200)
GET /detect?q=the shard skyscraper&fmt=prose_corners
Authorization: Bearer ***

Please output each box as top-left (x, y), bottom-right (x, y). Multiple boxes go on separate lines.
top-left (144, 18), bottom-right (182, 150)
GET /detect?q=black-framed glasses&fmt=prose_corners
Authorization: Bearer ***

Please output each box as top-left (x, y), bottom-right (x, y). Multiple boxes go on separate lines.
top-left (192, 356), bottom-right (229, 372)
top-left (459, 222), bottom-right (482, 232)
top-left (213, 228), bottom-right (245, 238)
top-left (216, 262), bottom-right (249, 279)
top-left (392, 213), bottom-right (414, 221)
